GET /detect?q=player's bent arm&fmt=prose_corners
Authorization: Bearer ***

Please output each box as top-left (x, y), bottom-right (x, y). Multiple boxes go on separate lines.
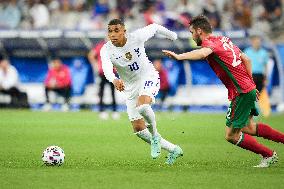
top-left (240, 53), bottom-right (252, 76)
top-left (134, 23), bottom-right (177, 42)
top-left (100, 46), bottom-right (117, 83)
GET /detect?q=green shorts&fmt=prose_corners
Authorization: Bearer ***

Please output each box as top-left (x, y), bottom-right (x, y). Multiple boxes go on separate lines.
top-left (226, 89), bottom-right (259, 128)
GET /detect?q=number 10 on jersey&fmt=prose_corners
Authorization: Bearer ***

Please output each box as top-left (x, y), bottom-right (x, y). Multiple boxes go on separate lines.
top-left (128, 62), bottom-right (139, 71)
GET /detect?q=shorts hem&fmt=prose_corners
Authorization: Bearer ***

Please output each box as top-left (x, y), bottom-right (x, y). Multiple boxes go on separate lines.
top-left (226, 123), bottom-right (246, 129)
top-left (129, 116), bottom-right (143, 122)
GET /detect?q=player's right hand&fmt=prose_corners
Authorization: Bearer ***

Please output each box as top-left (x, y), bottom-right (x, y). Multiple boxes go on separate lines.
top-left (113, 79), bottom-right (125, 92)
top-left (162, 50), bottom-right (179, 60)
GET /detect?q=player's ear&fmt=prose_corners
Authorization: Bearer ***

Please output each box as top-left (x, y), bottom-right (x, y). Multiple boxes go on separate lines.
top-left (197, 28), bottom-right (202, 35)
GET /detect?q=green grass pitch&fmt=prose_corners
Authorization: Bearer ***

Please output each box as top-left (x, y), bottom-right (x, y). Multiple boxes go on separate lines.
top-left (0, 110), bottom-right (283, 189)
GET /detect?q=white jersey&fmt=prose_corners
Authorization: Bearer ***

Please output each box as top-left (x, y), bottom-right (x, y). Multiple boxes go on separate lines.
top-left (0, 65), bottom-right (19, 90)
top-left (100, 23), bottom-right (177, 99)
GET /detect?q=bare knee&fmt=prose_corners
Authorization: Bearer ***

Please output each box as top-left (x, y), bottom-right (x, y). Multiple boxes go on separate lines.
top-left (225, 133), bottom-right (238, 143)
top-left (137, 95), bottom-right (152, 107)
top-left (242, 118), bottom-right (257, 136)
top-left (132, 119), bottom-right (146, 132)
top-left (225, 127), bottom-right (242, 144)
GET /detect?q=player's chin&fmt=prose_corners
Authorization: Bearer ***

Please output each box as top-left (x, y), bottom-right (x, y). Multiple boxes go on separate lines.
top-left (111, 40), bottom-right (118, 45)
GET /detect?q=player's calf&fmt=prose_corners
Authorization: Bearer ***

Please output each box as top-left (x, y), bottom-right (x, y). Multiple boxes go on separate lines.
top-left (151, 134), bottom-right (161, 159)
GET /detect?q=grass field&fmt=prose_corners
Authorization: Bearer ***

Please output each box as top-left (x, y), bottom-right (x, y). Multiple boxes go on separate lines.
top-left (0, 110), bottom-right (283, 189)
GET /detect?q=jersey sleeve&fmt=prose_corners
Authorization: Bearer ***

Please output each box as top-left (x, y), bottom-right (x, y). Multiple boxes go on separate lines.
top-left (132, 23), bottom-right (177, 43)
top-left (100, 45), bottom-right (117, 83)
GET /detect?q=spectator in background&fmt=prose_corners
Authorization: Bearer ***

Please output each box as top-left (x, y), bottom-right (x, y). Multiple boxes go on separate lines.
top-left (70, 58), bottom-right (88, 97)
top-left (244, 35), bottom-right (269, 92)
top-left (93, 0), bottom-right (110, 16)
top-left (29, 0), bottom-right (50, 29)
top-left (88, 40), bottom-right (120, 120)
top-left (175, 0), bottom-right (201, 17)
top-left (231, 0), bottom-right (252, 29)
top-left (43, 58), bottom-right (71, 111)
top-left (249, 0), bottom-right (271, 34)
top-left (153, 59), bottom-right (170, 109)
top-left (0, 0), bottom-right (21, 29)
top-left (142, 1), bottom-right (163, 25)
top-left (0, 58), bottom-right (29, 108)
top-left (116, 0), bottom-right (133, 19)
top-left (262, 0), bottom-right (282, 29)
top-left (202, 0), bottom-right (221, 29)
top-left (172, 0), bottom-right (201, 29)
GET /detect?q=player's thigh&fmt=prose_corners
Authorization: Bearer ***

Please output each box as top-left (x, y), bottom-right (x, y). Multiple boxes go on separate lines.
top-left (126, 97), bottom-right (143, 122)
top-left (137, 95), bottom-right (152, 106)
top-left (226, 89), bottom-right (259, 129)
top-left (241, 115), bottom-right (257, 136)
top-left (139, 72), bottom-right (160, 104)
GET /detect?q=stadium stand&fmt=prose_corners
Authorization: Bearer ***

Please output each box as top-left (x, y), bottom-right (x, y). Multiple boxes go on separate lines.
top-left (0, 29), bottom-right (283, 111)
top-left (0, 0), bottom-right (283, 111)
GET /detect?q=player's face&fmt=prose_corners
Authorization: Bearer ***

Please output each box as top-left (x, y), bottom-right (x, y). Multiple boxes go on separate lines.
top-left (189, 26), bottom-right (202, 46)
top-left (52, 59), bottom-right (62, 70)
top-left (0, 60), bottom-right (9, 70)
top-left (108, 24), bottom-right (126, 47)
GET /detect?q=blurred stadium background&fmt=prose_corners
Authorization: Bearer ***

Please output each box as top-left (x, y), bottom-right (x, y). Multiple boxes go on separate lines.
top-left (0, 0), bottom-right (284, 112)
top-left (1, 2), bottom-right (284, 188)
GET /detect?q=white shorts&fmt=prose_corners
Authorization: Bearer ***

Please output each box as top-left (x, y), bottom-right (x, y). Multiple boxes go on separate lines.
top-left (126, 72), bottom-right (160, 122)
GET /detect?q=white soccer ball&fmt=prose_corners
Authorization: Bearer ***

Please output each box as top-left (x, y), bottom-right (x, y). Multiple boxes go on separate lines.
top-left (42, 145), bottom-right (65, 166)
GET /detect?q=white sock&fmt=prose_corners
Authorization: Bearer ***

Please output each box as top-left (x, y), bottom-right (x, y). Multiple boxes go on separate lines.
top-left (135, 128), bottom-right (176, 152)
top-left (137, 104), bottom-right (158, 136)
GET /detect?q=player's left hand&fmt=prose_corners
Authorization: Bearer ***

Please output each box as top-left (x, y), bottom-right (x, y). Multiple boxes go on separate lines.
top-left (162, 50), bottom-right (179, 60)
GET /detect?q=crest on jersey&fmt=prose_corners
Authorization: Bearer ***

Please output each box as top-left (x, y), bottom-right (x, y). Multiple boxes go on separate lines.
top-left (125, 52), bottom-right (132, 60)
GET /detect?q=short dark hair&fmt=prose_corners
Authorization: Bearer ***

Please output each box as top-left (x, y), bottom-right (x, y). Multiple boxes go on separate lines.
top-left (0, 54), bottom-right (8, 62)
top-left (108, 19), bottom-right (124, 26)
top-left (190, 15), bottom-right (212, 33)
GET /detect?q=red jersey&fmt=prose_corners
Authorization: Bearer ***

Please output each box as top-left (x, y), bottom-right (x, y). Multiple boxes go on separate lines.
top-left (201, 35), bottom-right (255, 100)
top-left (45, 64), bottom-right (71, 88)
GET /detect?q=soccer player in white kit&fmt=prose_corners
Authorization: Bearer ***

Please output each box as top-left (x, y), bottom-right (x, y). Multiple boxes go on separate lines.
top-left (100, 19), bottom-right (183, 165)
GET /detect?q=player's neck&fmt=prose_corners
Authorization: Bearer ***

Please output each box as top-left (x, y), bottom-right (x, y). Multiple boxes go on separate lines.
top-left (202, 33), bottom-right (213, 41)
top-left (115, 37), bottom-right (127, 47)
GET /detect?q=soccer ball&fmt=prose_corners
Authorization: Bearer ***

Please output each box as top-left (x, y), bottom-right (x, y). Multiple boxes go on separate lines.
top-left (42, 145), bottom-right (65, 166)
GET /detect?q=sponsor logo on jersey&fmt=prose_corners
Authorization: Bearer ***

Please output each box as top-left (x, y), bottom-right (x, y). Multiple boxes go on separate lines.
top-left (125, 52), bottom-right (132, 60)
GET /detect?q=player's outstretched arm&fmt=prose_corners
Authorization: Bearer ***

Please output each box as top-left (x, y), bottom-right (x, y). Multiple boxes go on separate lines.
top-left (162, 48), bottom-right (213, 61)
top-left (134, 23), bottom-right (177, 42)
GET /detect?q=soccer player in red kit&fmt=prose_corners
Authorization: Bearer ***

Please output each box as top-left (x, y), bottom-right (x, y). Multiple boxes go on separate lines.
top-left (163, 15), bottom-right (284, 168)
